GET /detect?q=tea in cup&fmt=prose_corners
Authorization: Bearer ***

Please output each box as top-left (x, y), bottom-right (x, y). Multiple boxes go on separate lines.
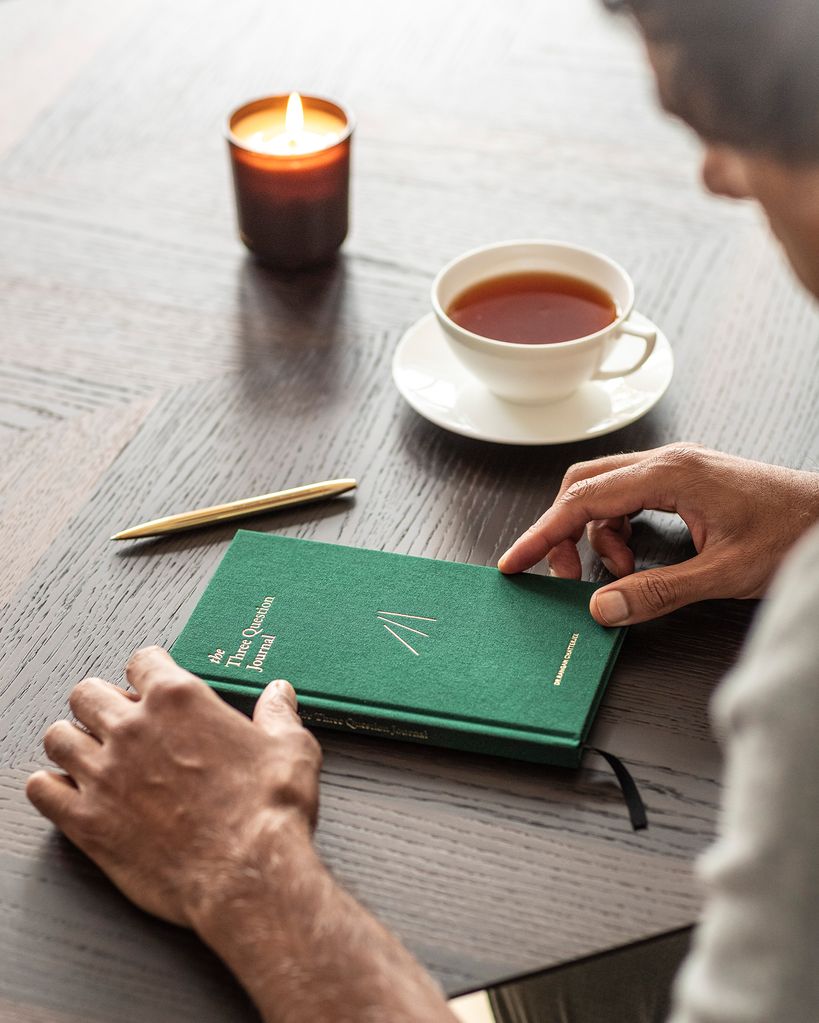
top-left (431, 240), bottom-right (656, 404)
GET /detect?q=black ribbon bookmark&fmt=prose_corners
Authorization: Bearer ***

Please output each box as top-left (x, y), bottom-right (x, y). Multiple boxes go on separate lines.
top-left (585, 747), bottom-right (648, 831)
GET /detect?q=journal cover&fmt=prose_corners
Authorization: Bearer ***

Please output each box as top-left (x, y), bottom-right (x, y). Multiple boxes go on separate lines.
top-left (171, 530), bottom-right (626, 767)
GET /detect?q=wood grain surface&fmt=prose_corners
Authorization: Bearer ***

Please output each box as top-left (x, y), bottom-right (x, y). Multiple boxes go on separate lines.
top-left (1, 0), bottom-right (818, 1019)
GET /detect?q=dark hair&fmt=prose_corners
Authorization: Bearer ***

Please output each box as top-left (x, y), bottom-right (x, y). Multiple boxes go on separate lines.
top-left (604, 0), bottom-right (819, 160)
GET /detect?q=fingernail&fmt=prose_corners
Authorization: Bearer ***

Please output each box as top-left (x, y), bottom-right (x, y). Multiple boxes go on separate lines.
top-left (595, 589), bottom-right (629, 625)
top-left (498, 549), bottom-right (512, 569)
top-left (601, 557), bottom-right (617, 576)
top-left (265, 679), bottom-right (295, 707)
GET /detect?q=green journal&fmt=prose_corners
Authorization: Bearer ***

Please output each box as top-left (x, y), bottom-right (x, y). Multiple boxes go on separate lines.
top-left (171, 530), bottom-right (626, 767)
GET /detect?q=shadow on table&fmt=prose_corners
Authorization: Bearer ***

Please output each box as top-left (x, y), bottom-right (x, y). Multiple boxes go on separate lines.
top-left (237, 253), bottom-right (351, 355)
top-left (391, 368), bottom-right (671, 473)
top-left (449, 926), bottom-right (692, 1023)
top-left (13, 830), bottom-right (258, 1023)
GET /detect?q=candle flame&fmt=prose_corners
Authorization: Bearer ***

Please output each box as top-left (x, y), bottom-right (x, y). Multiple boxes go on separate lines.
top-left (285, 91), bottom-right (305, 138)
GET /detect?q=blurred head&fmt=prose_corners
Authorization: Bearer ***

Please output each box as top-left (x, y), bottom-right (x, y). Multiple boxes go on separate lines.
top-left (605, 0), bottom-right (819, 297)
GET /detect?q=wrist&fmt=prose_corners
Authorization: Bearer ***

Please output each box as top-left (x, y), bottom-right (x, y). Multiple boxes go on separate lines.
top-left (189, 809), bottom-right (326, 951)
top-left (792, 468), bottom-right (819, 530)
top-left (187, 813), bottom-right (457, 1023)
top-left (804, 468), bottom-right (819, 505)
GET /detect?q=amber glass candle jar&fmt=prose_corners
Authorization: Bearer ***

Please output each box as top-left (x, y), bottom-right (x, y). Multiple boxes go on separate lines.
top-left (226, 94), bottom-right (354, 270)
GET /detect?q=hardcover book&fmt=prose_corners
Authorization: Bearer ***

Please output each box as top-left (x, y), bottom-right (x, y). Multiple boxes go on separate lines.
top-left (171, 530), bottom-right (626, 768)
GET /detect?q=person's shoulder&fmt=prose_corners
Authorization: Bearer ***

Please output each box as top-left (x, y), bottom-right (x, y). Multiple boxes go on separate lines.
top-left (713, 521), bottom-right (819, 731)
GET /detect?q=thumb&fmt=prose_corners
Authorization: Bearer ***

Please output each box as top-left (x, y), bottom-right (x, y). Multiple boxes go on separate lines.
top-left (591, 555), bottom-right (725, 626)
top-left (253, 678), bottom-right (301, 736)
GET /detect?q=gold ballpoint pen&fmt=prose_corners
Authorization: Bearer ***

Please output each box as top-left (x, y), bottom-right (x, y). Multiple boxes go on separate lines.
top-left (110, 478), bottom-right (357, 540)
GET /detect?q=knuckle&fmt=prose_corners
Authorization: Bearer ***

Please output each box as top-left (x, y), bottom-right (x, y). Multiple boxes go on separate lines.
top-left (71, 677), bottom-right (100, 700)
top-left (563, 460), bottom-right (593, 485)
top-left (563, 477), bottom-right (597, 504)
top-left (147, 674), bottom-right (199, 707)
top-left (662, 443), bottom-right (708, 468)
top-left (265, 690), bottom-right (298, 720)
top-left (25, 770), bottom-right (50, 802)
top-left (635, 572), bottom-right (677, 613)
top-left (43, 721), bottom-right (62, 744)
top-left (276, 723), bottom-right (320, 760)
top-left (139, 644), bottom-right (165, 657)
top-left (43, 720), bottom-right (71, 756)
top-left (274, 765), bottom-right (318, 814)
top-left (69, 804), bottom-right (100, 842)
top-left (291, 727), bottom-right (322, 765)
top-left (144, 668), bottom-right (169, 688)
top-left (68, 684), bottom-right (88, 712)
top-left (107, 712), bottom-right (140, 741)
top-left (80, 754), bottom-right (105, 783)
top-left (127, 646), bottom-right (161, 668)
top-left (272, 728), bottom-right (322, 790)
top-left (69, 677), bottom-right (107, 713)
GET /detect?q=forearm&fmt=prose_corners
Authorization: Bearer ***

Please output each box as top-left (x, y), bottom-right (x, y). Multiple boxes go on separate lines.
top-left (193, 823), bottom-right (458, 1023)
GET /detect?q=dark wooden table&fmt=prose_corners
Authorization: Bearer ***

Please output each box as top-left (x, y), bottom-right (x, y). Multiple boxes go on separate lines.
top-left (2, 0), bottom-right (818, 1019)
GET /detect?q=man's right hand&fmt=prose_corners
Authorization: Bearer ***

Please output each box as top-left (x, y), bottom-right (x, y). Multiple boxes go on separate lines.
top-left (499, 444), bottom-right (819, 626)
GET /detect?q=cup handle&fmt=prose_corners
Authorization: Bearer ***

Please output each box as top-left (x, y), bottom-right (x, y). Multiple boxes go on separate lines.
top-left (592, 320), bottom-right (657, 381)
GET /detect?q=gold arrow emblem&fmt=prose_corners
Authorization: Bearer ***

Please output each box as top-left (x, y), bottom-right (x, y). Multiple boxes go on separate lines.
top-left (376, 611), bottom-right (437, 657)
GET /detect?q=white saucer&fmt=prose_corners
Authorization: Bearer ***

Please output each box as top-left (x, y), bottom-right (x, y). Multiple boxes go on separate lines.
top-left (392, 312), bottom-right (673, 445)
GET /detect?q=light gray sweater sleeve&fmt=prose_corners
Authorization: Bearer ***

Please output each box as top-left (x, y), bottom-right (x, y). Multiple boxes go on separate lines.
top-left (668, 524), bottom-right (819, 1023)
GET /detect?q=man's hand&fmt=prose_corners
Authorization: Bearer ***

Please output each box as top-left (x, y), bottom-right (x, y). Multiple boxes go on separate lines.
top-left (26, 647), bottom-right (457, 1023)
top-left (26, 646), bottom-right (321, 928)
top-left (499, 445), bottom-right (819, 626)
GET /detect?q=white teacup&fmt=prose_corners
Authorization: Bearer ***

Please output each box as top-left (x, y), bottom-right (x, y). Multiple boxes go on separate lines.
top-left (431, 240), bottom-right (656, 405)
